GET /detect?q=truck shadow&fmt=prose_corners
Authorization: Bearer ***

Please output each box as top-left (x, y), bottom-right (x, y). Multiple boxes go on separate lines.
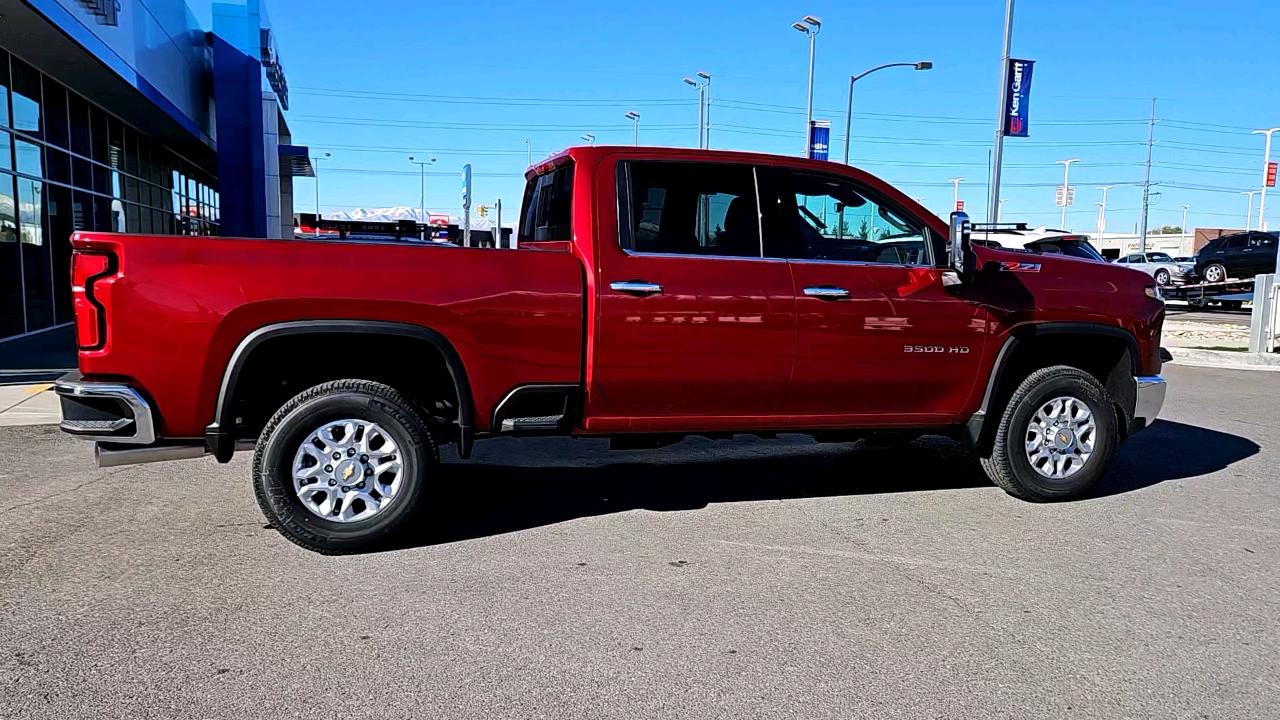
top-left (389, 420), bottom-right (1258, 551)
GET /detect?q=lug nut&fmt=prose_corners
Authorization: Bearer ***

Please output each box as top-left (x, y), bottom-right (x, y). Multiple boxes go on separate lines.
top-left (360, 455), bottom-right (368, 462)
top-left (324, 465), bottom-right (333, 472)
top-left (348, 448), bottom-right (356, 457)
top-left (328, 479), bottom-right (336, 486)
top-left (357, 481), bottom-right (365, 489)
top-left (364, 467), bottom-right (373, 476)
top-left (341, 486), bottom-right (350, 492)
top-left (333, 452), bottom-right (342, 460)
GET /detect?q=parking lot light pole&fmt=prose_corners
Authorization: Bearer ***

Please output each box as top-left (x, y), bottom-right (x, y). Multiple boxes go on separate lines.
top-left (948, 177), bottom-right (965, 211)
top-left (625, 112), bottom-right (641, 145)
top-left (312, 151), bottom-right (330, 238)
top-left (1253, 128), bottom-right (1280, 232)
top-left (697, 72), bottom-right (712, 148)
top-left (683, 77), bottom-right (705, 148)
top-left (842, 61), bottom-right (932, 165)
top-left (793, 16), bottom-right (821, 155)
top-left (1096, 185), bottom-right (1114, 245)
top-left (1179, 204), bottom-right (1191, 256)
top-left (408, 155), bottom-right (437, 240)
top-left (1055, 158), bottom-right (1080, 229)
top-left (1242, 191), bottom-right (1258, 234)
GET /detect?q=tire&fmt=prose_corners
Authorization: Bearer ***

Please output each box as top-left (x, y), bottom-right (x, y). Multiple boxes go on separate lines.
top-left (1202, 263), bottom-right (1227, 284)
top-left (980, 366), bottom-right (1119, 502)
top-left (1153, 269), bottom-right (1170, 286)
top-left (1219, 300), bottom-right (1243, 311)
top-left (252, 380), bottom-right (436, 554)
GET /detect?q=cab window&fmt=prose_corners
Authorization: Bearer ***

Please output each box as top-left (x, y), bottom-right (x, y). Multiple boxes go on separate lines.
top-left (782, 171), bottom-right (930, 265)
top-left (518, 162), bottom-right (574, 243)
top-left (617, 161), bottom-right (765, 258)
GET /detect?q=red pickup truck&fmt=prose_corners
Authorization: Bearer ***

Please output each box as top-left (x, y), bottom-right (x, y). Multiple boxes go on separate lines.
top-left (57, 146), bottom-right (1167, 553)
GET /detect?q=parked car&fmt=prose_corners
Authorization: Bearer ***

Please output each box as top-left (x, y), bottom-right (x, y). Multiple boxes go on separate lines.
top-left (973, 225), bottom-right (1107, 262)
top-left (56, 146), bottom-right (1167, 553)
top-left (1193, 231), bottom-right (1279, 283)
top-left (1113, 251), bottom-right (1181, 286)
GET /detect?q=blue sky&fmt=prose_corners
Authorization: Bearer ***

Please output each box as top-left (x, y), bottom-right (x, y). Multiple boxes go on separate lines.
top-left (267, 0), bottom-right (1280, 233)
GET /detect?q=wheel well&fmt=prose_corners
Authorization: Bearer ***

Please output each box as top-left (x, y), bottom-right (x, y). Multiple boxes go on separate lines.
top-left (976, 329), bottom-right (1136, 455)
top-left (226, 332), bottom-right (462, 447)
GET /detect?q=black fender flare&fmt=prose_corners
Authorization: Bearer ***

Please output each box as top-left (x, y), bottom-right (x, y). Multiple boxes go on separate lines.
top-left (963, 322), bottom-right (1141, 452)
top-left (205, 319), bottom-right (475, 461)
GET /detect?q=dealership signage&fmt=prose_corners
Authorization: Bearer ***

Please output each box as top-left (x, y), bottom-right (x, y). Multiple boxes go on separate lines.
top-left (1267, 161), bottom-right (1277, 188)
top-left (807, 120), bottom-right (831, 161)
top-left (260, 29), bottom-right (290, 110)
top-left (1002, 58), bottom-right (1035, 138)
top-left (78, 0), bottom-right (120, 26)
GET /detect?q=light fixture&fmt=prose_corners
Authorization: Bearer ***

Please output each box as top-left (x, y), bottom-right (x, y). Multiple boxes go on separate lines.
top-left (802, 15), bottom-right (821, 27)
top-left (915, 61), bottom-right (933, 70)
top-left (791, 21), bottom-right (809, 33)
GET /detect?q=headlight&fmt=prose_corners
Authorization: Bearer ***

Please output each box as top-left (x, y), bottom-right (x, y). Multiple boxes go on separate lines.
top-left (1177, 263), bottom-right (1194, 273)
top-left (1144, 285), bottom-right (1163, 301)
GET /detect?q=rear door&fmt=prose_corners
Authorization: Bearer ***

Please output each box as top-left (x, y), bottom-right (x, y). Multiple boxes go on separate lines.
top-left (1247, 233), bottom-right (1278, 276)
top-left (593, 159), bottom-right (795, 420)
top-left (775, 168), bottom-right (986, 420)
top-left (1218, 235), bottom-right (1248, 278)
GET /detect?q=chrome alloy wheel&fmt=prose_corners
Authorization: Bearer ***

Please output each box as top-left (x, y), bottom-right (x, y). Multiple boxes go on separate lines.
top-left (292, 419), bottom-right (403, 523)
top-left (1024, 396), bottom-right (1096, 480)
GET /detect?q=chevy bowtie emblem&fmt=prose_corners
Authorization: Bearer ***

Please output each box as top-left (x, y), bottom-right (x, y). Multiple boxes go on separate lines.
top-left (1059, 432), bottom-right (1069, 443)
top-left (342, 465), bottom-right (356, 481)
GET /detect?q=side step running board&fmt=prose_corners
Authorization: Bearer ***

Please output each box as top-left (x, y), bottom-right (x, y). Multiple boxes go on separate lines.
top-left (500, 415), bottom-right (565, 432)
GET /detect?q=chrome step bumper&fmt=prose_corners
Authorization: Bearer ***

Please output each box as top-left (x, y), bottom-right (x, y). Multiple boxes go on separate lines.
top-left (1133, 375), bottom-right (1167, 431)
top-left (54, 372), bottom-right (156, 445)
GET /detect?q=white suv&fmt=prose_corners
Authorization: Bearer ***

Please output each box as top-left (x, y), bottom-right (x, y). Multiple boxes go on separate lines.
top-left (971, 224), bottom-right (1107, 262)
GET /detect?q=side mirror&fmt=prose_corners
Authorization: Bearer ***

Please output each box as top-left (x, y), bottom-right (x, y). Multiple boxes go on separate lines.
top-left (949, 211), bottom-right (975, 275)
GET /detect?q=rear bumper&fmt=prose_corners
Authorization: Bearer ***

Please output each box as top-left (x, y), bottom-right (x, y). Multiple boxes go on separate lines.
top-left (1130, 375), bottom-right (1167, 434)
top-left (54, 372), bottom-right (156, 445)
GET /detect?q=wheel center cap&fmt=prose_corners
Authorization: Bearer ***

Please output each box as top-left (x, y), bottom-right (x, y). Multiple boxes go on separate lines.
top-left (335, 459), bottom-right (363, 485)
top-left (1052, 428), bottom-right (1075, 451)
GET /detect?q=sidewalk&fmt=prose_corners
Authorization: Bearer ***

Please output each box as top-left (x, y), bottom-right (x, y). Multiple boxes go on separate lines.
top-left (0, 384), bottom-right (61, 427)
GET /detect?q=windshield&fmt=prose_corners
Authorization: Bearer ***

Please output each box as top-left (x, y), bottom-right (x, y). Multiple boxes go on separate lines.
top-left (1148, 252), bottom-right (1173, 262)
top-left (1031, 239), bottom-right (1106, 262)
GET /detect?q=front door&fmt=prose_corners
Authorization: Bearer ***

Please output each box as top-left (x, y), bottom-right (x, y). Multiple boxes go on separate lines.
top-left (775, 169), bottom-right (987, 421)
top-left (594, 160), bottom-right (795, 420)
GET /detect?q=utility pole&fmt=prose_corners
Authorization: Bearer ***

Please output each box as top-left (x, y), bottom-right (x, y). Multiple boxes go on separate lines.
top-left (1179, 204), bottom-right (1191, 256)
top-left (494, 198), bottom-right (503, 249)
top-left (1139, 98), bottom-right (1157, 254)
top-left (312, 151), bottom-right (330, 238)
top-left (988, 0), bottom-right (1015, 225)
top-left (1055, 158), bottom-right (1079, 229)
top-left (948, 177), bottom-right (965, 211)
top-left (1253, 127), bottom-right (1279, 231)
top-left (1096, 185), bottom-right (1114, 246)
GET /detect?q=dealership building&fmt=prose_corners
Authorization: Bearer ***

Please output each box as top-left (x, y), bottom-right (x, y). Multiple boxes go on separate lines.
top-left (0, 0), bottom-right (307, 373)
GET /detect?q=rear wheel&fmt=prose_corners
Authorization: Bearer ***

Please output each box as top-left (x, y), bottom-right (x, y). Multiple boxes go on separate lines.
top-left (980, 366), bottom-right (1119, 502)
top-left (1153, 269), bottom-right (1170, 286)
top-left (253, 380), bottom-right (435, 554)
top-left (1202, 263), bottom-right (1227, 283)
top-left (1219, 300), bottom-right (1243, 311)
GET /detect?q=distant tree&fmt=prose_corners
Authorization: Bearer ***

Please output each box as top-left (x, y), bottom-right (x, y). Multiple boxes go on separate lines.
top-left (1155, 225), bottom-right (1182, 234)
top-left (855, 218), bottom-right (873, 240)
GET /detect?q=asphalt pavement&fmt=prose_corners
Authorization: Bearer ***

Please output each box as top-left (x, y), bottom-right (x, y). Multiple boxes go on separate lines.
top-left (2, 364), bottom-right (1278, 719)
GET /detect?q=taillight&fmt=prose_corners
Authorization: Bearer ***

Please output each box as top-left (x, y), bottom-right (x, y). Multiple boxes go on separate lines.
top-left (71, 251), bottom-right (113, 350)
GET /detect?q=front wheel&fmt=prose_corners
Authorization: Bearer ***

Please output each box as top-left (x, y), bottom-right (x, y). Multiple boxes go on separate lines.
top-left (980, 366), bottom-right (1119, 502)
top-left (253, 380), bottom-right (436, 554)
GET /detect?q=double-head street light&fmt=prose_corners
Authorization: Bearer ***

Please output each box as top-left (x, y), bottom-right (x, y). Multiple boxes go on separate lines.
top-left (408, 155), bottom-right (437, 240)
top-left (1055, 158), bottom-right (1080, 229)
top-left (1179, 204), bottom-right (1192, 255)
top-left (1243, 190), bottom-right (1259, 232)
top-left (948, 177), bottom-right (965, 211)
top-left (842, 61), bottom-right (932, 165)
top-left (580, 133), bottom-right (596, 146)
top-left (1252, 127), bottom-right (1280, 232)
top-left (312, 150), bottom-right (330, 237)
top-left (624, 112), bottom-right (641, 146)
top-left (792, 15), bottom-right (821, 155)
top-left (682, 72), bottom-right (711, 148)
top-left (1096, 185), bottom-right (1115, 243)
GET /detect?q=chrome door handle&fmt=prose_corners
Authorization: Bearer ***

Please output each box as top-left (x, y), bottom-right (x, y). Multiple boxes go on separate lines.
top-left (610, 281), bottom-right (663, 295)
top-left (803, 286), bottom-right (851, 300)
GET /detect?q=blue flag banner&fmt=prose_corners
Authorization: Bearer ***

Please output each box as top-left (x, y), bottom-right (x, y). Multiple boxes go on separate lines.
top-left (1002, 58), bottom-right (1035, 138)
top-left (808, 120), bottom-right (831, 161)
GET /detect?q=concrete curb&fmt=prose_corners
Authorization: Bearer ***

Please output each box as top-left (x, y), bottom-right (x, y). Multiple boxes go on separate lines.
top-left (1165, 346), bottom-right (1280, 372)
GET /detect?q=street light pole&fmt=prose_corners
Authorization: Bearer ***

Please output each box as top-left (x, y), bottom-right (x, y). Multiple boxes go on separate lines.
top-left (1253, 127), bottom-right (1280, 231)
top-left (1179, 204), bottom-right (1191, 256)
top-left (948, 177), bottom-right (965, 211)
top-left (842, 61), bottom-right (932, 165)
top-left (312, 151), bottom-right (330, 238)
top-left (998, 198), bottom-right (1008, 222)
top-left (524, 139), bottom-right (531, 167)
top-left (625, 112), bottom-right (641, 146)
top-left (988, 0), bottom-right (1015, 225)
top-left (683, 77), bottom-right (705, 148)
top-left (1243, 191), bottom-right (1258, 233)
top-left (1096, 185), bottom-right (1114, 246)
top-left (793, 16), bottom-right (821, 155)
top-left (1055, 158), bottom-right (1080, 229)
top-left (697, 72), bottom-right (712, 148)
top-left (408, 155), bottom-right (436, 240)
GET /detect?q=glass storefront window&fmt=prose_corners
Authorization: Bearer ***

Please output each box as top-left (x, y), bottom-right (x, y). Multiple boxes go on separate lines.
top-left (14, 138), bottom-right (41, 177)
top-left (90, 107), bottom-right (108, 165)
top-left (10, 59), bottom-right (42, 138)
top-left (17, 177), bottom-right (53, 331)
top-left (47, 148), bottom-right (70, 185)
top-left (42, 77), bottom-right (69, 149)
top-left (0, 50), bottom-right (10, 129)
top-left (69, 93), bottom-right (91, 157)
top-left (0, 130), bottom-right (10, 171)
top-left (0, 172), bottom-right (22, 337)
top-left (48, 184), bottom-right (73, 324)
top-left (72, 157), bottom-right (91, 191)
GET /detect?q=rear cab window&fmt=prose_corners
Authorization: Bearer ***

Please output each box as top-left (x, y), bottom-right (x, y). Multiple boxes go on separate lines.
top-left (518, 162), bottom-right (574, 243)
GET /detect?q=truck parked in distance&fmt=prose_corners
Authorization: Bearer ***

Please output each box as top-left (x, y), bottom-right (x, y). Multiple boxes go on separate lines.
top-left (58, 146), bottom-right (1167, 553)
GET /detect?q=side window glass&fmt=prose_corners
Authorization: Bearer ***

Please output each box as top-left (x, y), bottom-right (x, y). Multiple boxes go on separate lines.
top-left (1250, 234), bottom-right (1276, 248)
top-left (518, 162), bottom-right (574, 243)
top-left (788, 172), bottom-right (928, 265)
top-left (620, 161), bottom-right (761, 258)
top-left (1223, 236), bottom-right (1245, 249)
